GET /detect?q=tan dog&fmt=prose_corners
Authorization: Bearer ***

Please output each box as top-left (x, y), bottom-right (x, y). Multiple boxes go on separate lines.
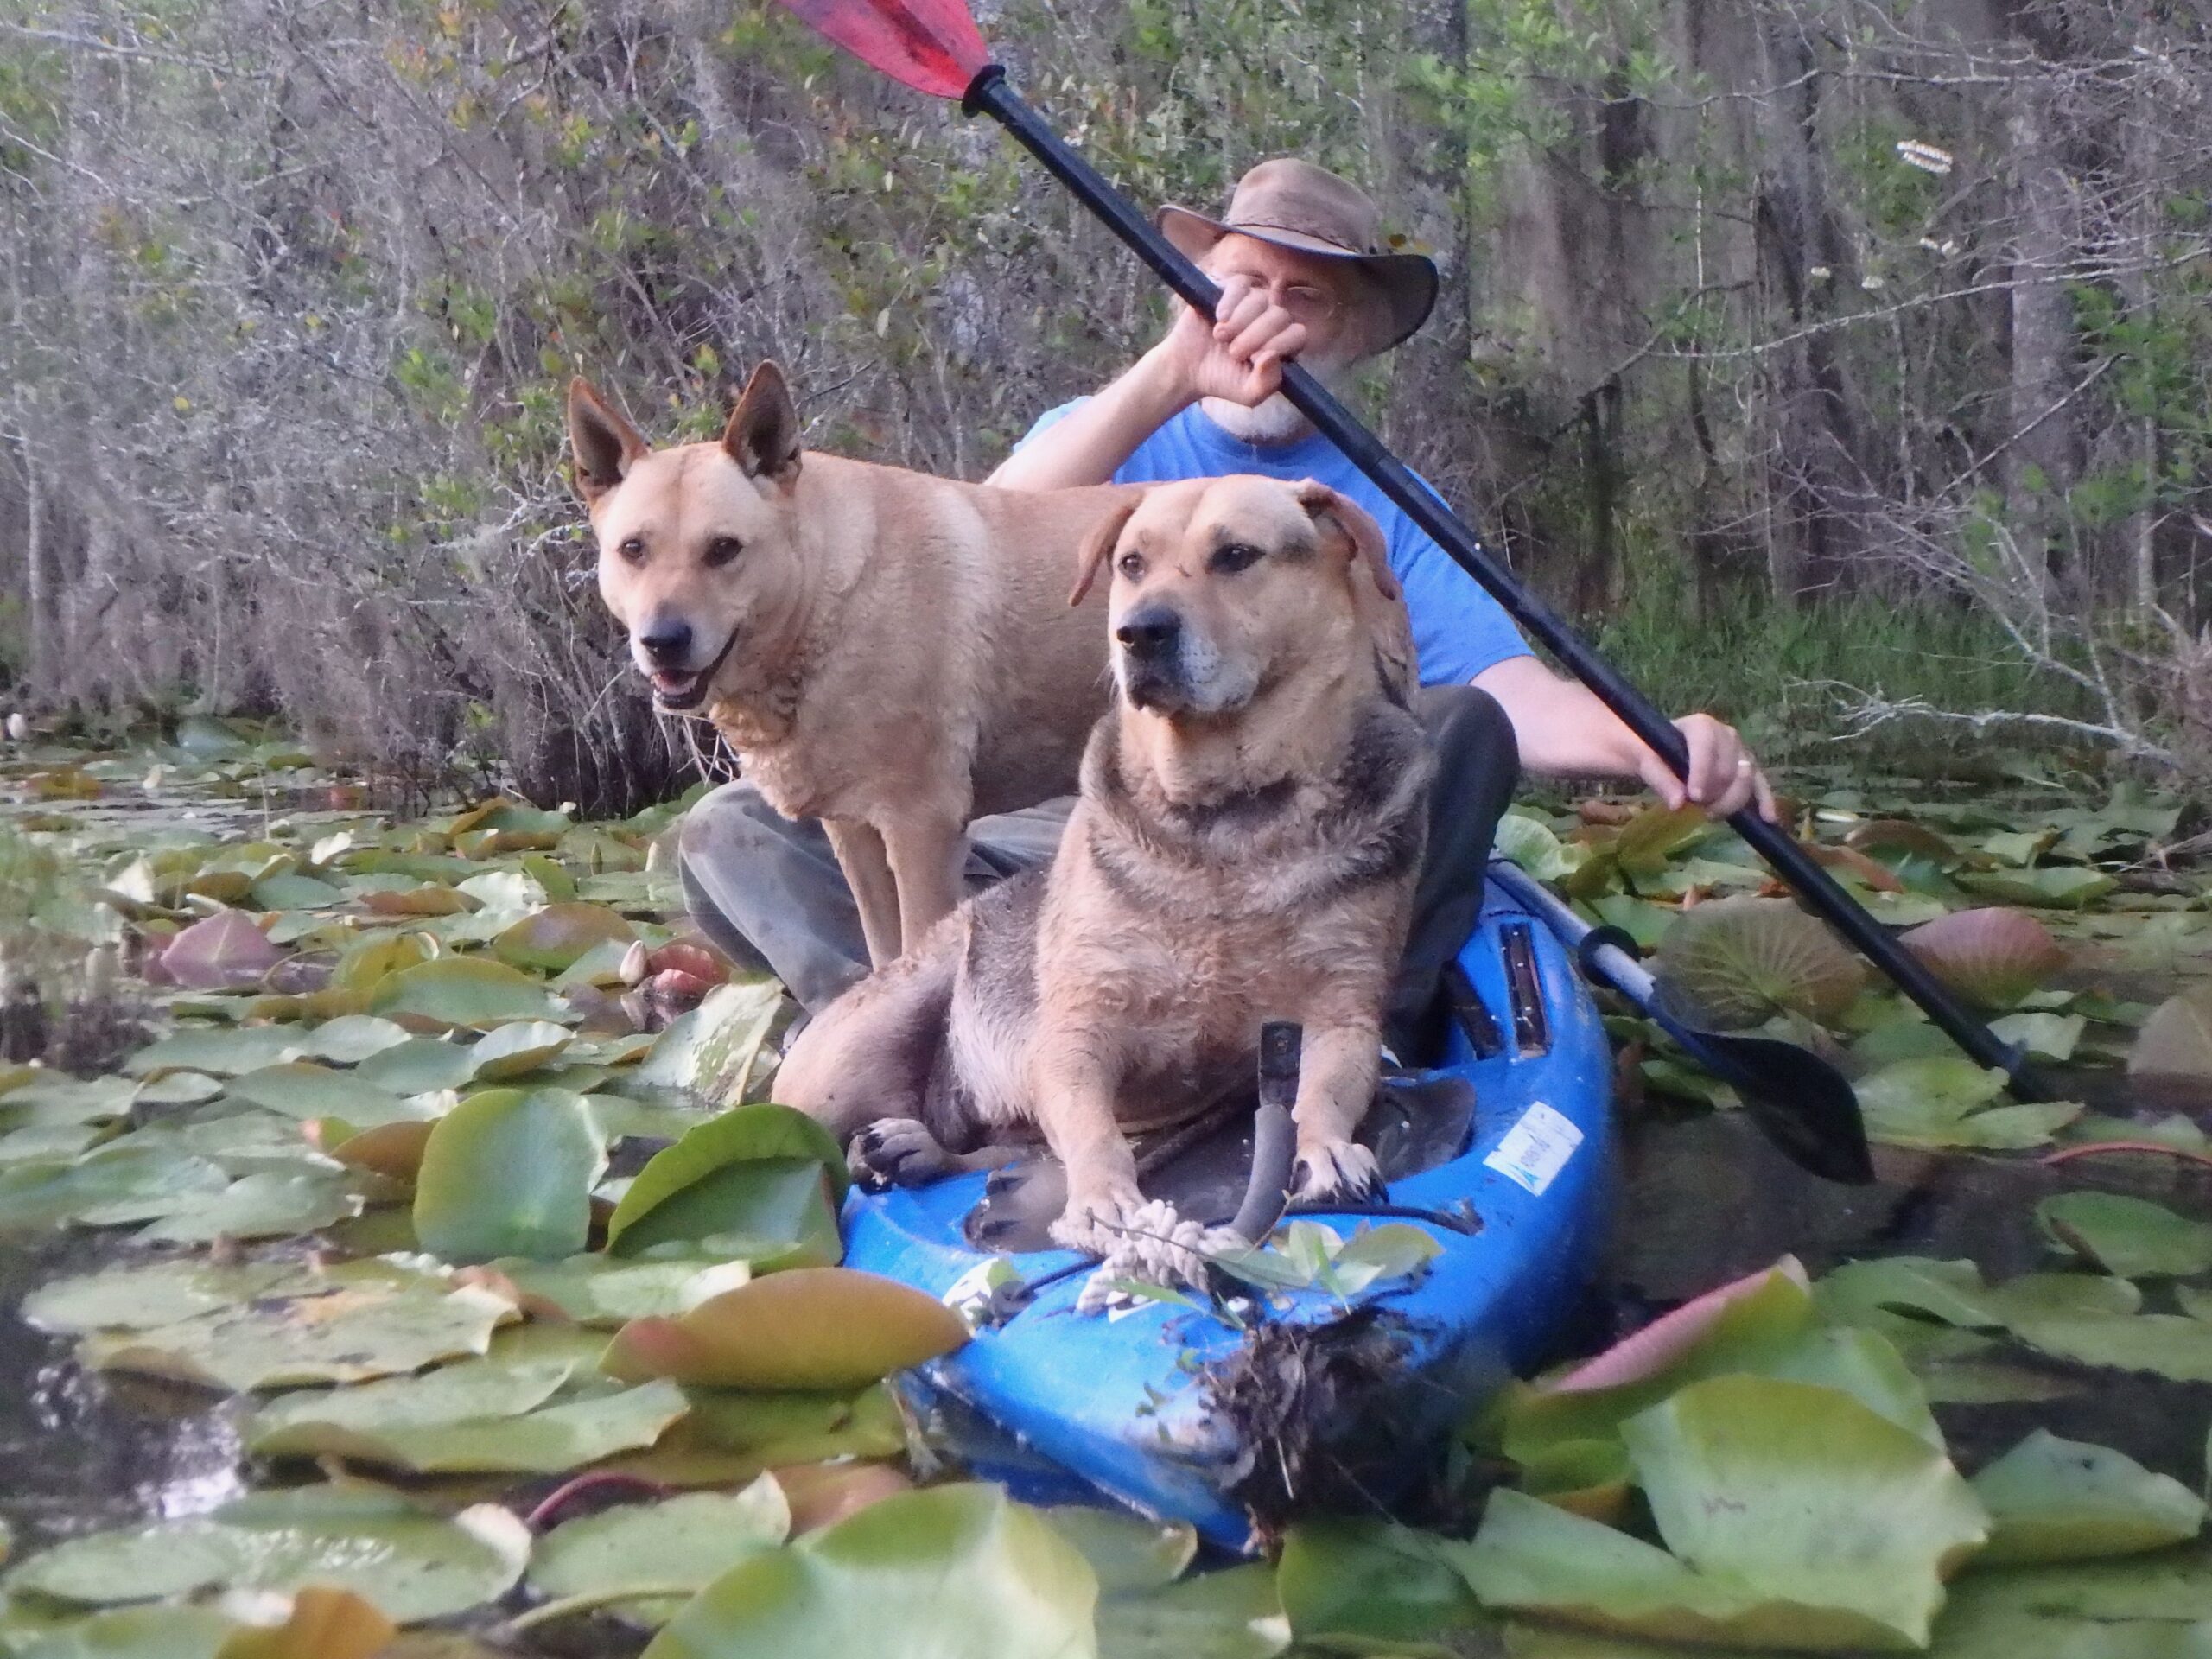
top-left (568, 363), bottom-right (1136, 964)
top-left (777, 474), bottom-right (1432, 1252)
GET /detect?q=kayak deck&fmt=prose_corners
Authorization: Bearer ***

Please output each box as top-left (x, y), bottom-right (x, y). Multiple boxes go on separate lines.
top-left (841, 866), bottom-right (1615, 1548)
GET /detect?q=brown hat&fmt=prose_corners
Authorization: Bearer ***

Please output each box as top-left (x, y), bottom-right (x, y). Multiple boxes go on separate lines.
top-left (1157, 159), bottom-right (1439, 351)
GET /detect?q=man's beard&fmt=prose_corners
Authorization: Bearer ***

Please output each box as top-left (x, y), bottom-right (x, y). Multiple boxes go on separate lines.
top-left (1200, 346), bottom-right (1361, 445)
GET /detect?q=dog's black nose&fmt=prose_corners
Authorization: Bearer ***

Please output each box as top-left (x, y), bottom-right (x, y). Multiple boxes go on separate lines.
top-left (637, 621), bottom-right (692, 664)
top-left (1115, 607), bottom-right (1181, 659)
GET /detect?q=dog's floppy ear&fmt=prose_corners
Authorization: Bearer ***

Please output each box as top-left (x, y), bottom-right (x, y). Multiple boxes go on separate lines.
top-left (568, 378), bottom-right (650, 506)
top-left (724, 360), bottom-right (803, 485)
top-left (1294, 479), bottom-right (1416, 696)
top-left (1068, 495), bottom-right (1141, 607)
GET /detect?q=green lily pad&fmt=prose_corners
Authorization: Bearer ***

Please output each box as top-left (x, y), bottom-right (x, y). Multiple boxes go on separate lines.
top-left (1, 1485), bottom-right (529, 1624)
top-left (370, 958), bottom-right (574, 1033)
top-left (252, 871), bottom-right (349, 911)
top-left (1956, 867), bottom-right (2119, 910)
top-left (1276, 1517), bottom-right (1484, 1654)
top-left (224, 1063), bottom-right (428, 1128)
top-left (1041, 1510), bottom-right (1197, 1597)
top-left (1096, 1561), bottom-right (1291, 1659)
top-left (603, 1268), bottom-right (968, 1390)
top-left (2037, 1192), bottom-right (2212, 1279)
top-left (1856, 1056), bottom-right (2078, 1148)
top-left (612, 1385), bottom-right (906, 1486)
top-left (2132, 988), bottom-right (2212, 1084)
top-left (493, 903), bottom-right (636, 973)
top-left (628, 981), bottom-right (784, 1103)
top-left (124, 1027), bottom-right (307, 1079)
top-left (412, 1086), bottom-right (607, 1263)
top-left (22, 1260), bottom-right (311, 1334)
top-left (355, 1037), bottom-right (476, 1095)
top-left (1653, 898), bottom-right (1865, 1031)
top-left (79, 1273), bottom-right (518, 1392)
top-left (137, 1170), bottom-right (361, 1243)
top-left (1494, 814), bottom-right (1576, 882)
top-left (493, 1254), bottom-right (750, 1325)
top-left (299, 1015), bottom-right (414, 1065)
top-left (0, 1147), bottom-right (232, 1232)
top-left (526, 1481), bottom-right (791, 1629)
top-left (639, 1484), bottom-right (1094, 1659)
top-left (466, 1021), bottom-right (575, 1082)
top-left (1972, 1430), bottom-right (2206, 1564)
top-left (606, 1103), bottom-right (846, 1267)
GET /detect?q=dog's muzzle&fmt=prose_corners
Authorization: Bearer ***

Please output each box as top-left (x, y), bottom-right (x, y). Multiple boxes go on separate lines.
top-left (636, 623), bottom-right (741, 712)
top-left (1114, 605), bottom-right (1189, 712)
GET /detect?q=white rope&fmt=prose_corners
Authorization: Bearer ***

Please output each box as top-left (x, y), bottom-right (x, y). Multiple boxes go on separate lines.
top-left (1074, 1200), bottom-right (1246, 1315)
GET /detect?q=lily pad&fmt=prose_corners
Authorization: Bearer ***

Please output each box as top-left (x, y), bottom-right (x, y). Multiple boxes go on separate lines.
top-left (370, 958), bottom-right (573, 1033)
top-left (526, 1481), bottom-right (791, 1628)
top-left (22, 1260), bottom-right (313, 1334)
top-left (2131, 988), bottom-right (2212, 1084)
top-left (355, 1037), bottom-right (477, 1095)
top-left (1971, 1429), bottom-right (2205, 1564)
top-left (1856, 1056), bottom-right (2076, 1149)
top-left (4, 1488), bottom-right (528, 1625)
top-left (493, 1254), bottom-right (751, 1325)
top-left (603, 1268), bottom-right (969, 1390)
top-left (493, 903), bottom-right (636, 973)
top-left (1956, 867), bottom-right (2119, 910)
top-left (0, 1146), bottom-right (232, 1231)
top-left (629, 980), bottom-right (784, 1103)
top-left (79, 1274), bottom-right (518, 1392)
top-left (466, 1021), bottom-right (575, 1082)
top-left (1899, 909), bottom-right (2069, 1010)
top-left (224, 1063), bottom-right (427, 1128)
top-left (607, 1385), bottom-right (906, 1487)
top-left (1653, 898), bottom-right (1864, 1030)
top-left (639, 1484), bottom-right (1094, 1659)
top-left (2037, 1192), bottom-right (2212, 1279)
top-left (162, 911), bottom-right (281, 991)
top-left (412, 1086), bottom-right (607, 1263)
top-left (124, 1027), bottom-right (307, 1079)
top-left (1041, 1510), bottom-right (1197, 1597)
top-left (605, 1103), bottom-right (846, 1267)
top-left (1096, 1562), bottom-right (1290, 1659)
top-left (1276, 1517), bottom-right (1484, 1653)
top-left (137, 1170), bottom-right (361, 1243)
top-left (299, 1015), bottom-right (414, 1065)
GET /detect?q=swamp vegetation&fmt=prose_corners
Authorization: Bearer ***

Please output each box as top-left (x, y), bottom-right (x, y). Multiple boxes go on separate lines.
top-left (4, 724), bottom-right (2212, 1655)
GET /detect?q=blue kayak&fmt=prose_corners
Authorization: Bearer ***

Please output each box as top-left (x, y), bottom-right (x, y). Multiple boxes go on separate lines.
top-left (840, 861), bottom-right (1615, 1551)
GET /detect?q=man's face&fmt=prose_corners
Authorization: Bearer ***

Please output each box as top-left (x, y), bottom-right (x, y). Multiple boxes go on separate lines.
top-left (1199, 235), bottom-right (1375, 442)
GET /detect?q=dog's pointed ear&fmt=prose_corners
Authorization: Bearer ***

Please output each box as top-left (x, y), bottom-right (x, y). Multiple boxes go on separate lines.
top-left (569, 378), bottom-right (649, 506)
top-left (1069, 495), bottom-right (1141, 607)
top-left (1296, 479), bottom-right (1416, 696)
top-left (724, 360), bottom-right (803, 485)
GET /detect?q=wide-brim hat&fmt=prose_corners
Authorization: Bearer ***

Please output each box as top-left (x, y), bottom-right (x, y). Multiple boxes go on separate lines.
top-left (1156, 158), bottom-right (1439, 352)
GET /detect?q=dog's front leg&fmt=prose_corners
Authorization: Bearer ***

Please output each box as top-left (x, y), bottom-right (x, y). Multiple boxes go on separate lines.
top-left (1287, 1020), bottom-right (1387, 1204)
top-left (1032, 1030), bottom-right (1144, 1255)
top-left (880, 813), bottom-right (968, 959)
top-left (823, 817), bottom-right (903, 965)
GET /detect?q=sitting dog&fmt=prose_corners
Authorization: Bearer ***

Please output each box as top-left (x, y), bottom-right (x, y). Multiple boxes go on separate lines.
top-left (568, 364), bottom-right (1136, 966)
top-left (776, 474), bottom-right (1433, 1251)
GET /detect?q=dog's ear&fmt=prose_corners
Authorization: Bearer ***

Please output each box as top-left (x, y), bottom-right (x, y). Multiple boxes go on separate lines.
top-left (568, 378), bottom-right (650, 506)
top-left (1069, 495), bottom-right (1141, 607)
top-left (724, 360), bottom-right (803, 485)
top-left (1295, 480), bottom-right (1416, 696)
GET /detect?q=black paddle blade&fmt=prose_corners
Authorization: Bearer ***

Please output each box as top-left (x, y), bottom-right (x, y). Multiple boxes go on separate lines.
top-left (769, 0), bottom-right (990, 99)
top-left (1664, 1018), bottom-right (1874, 1185)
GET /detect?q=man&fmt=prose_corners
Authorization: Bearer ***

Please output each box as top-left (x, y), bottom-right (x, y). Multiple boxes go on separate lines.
top-left (680, 158), bottom-right (1771, 1058)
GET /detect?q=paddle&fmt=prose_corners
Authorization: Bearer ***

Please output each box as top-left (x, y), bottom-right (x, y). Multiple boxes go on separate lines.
top-left (760, 0), bottom-right (2032, 1097)
top-left (1488, 861), bottom-right (1872, 1183)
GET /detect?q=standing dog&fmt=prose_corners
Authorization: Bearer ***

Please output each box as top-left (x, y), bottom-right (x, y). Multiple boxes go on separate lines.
top-left (776, 474), bottom-right (1433, 1251)
top-left (569, 364), bottom-right (1136, 964)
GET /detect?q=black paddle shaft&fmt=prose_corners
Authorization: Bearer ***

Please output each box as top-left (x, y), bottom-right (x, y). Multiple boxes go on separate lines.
top-left (963, 67), bottom-right (2032, 1094)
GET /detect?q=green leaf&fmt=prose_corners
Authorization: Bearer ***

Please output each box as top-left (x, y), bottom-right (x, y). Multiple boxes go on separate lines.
top-left (2132, 988), bottom-right (2212, 1082)
top-left (526, 1481), bottom-right (791, 1629)
top-left (1276, 1518), bottom-right (1484, 1655)
top-left (492, 902), bottom-right (635, 972)
top-left (22, 1260), bottom-right (311, 1334)
top-left (124, 1027), bottom-right (307, 1079)
top-left (1956, 867), bottom-right (2119, 909)
top-left (1040, 1510), bottom-right (1197, 1597)
top-left (1494, 813), bottom-right (1576, 881)
top-left (613, 1385), bottom-right (906, 1486)
top-left (466, 1020), bottom-right (575, 1082)
top-left (223, 1063), bottom-right (428, 1128)
top-left (1620, 1376), bottom-right (1987, 1645)
top-left (640, 1484), bottom-right (1096, 1659)
top-left (1988, 1011), bottom-right (2087, 1062)
top-left (0, 1147), bottom-right (231, 1232)
top-left (604, 1268), bottom-right (969, 1390)
top-left (2037, 1192), bottom-right (2212, 1279)
top-left (2, 1486), bottom-right (530, 1624)
top-left (370, 957), bottom-right (574, 1033)
top-left (1096, 1561), bottom-right (1289, 1659)
top-left (79, 1269), bottom-right (517, 1392)
top-left (354, 1036), bottom-right (477, 1095)
top-left (298, 1015), bottom-right (413, 1065)
top-left (1653, 897), bottom-right (1864, 1030)
top-left (493, 1254), bottom-right (750, 1325)
top-left (413, 1086), bottom-right (606, 1263)
top-left (628, 981), bottom-right (784, 1103)
top-left (1972, 1430), bottom-right (2205, 1564)
top-left (1856, 1055), bottom-right (2077, 1148)
top-left (137, 1171), bottom-right (361, 1243)
top-left (607, 1103), bottom-right (849, 1267)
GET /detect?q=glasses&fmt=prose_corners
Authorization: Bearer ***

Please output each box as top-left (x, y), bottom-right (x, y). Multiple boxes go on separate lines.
top-left (1215, 272), bottom-right (1345, 327)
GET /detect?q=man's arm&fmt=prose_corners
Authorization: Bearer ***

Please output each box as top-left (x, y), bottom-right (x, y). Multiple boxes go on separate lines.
top-left (1474, 654), bottom-right (1777, 821)
top-left (988, 275), bottom-right (1304, 490)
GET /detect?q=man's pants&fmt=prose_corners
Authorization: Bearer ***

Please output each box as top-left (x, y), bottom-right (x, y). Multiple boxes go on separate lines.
top-left (677, 684), bottom-right (1520, 1064)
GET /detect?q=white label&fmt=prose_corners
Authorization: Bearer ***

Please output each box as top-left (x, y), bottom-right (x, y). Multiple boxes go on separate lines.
top-left (1484, 1102), bottom-right (1583, 1196)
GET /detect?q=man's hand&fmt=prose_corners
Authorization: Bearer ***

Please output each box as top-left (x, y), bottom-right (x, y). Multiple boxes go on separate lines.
top-left (1633, 712), bottom-right (1776, 821)
top-left (1147, 274), bottom-right (1309, 409)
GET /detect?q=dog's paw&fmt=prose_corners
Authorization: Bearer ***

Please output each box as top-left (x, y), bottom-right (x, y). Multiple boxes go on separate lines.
top-left (1291, 1140), bottom-right (1386, 1205)
top-left (1048, 1185), bottom-right (1147, 1257)
top-left (848, 1118), bottom-right (957, 1189)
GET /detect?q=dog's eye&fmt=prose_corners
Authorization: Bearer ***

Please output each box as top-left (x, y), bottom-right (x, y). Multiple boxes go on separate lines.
top-left (704, 536), bottom-right (743, 568)
top-left (1211, 542), bottom-right (1265, 574)
top-left (1116, 551), bottom-right (1146, 581)
top-left (618, 537), bottom-right (645, 563)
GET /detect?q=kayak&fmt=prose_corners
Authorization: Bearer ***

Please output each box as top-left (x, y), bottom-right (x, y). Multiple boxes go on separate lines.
top-left (840, 860), bottom-right (1615, 1551)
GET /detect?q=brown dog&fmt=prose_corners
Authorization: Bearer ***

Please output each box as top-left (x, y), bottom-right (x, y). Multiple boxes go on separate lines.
top-left (568, 363), bottom-right (1136, 965)
top-left (776, 474), bottom-right (1432, 1252)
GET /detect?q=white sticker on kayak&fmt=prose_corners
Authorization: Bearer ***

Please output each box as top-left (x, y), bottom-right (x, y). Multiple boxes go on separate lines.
top-left (1484, 1102), bottom-right (1582, 1196)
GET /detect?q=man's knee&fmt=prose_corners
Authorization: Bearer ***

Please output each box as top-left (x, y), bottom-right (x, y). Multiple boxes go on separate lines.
top-left (678, 779), bottom-right (790, 869)
top-left (1416, 683), bottom-right (1519, 778)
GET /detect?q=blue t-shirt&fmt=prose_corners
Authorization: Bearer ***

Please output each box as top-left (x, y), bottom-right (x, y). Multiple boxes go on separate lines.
top-left (1018, 402), bottom-right (1533, 686)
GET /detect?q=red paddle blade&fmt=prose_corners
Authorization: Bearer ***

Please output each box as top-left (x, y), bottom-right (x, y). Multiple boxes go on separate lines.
top-left (770, 0), bottom-right (990, 100)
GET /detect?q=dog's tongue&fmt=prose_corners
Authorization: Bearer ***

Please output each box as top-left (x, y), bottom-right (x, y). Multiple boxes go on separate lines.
top-left (652, 670), bottom-right (696, 697)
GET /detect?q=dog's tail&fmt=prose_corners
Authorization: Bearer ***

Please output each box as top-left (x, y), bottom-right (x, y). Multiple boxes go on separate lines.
top-left (774, 918), bottom-right (962, 1143)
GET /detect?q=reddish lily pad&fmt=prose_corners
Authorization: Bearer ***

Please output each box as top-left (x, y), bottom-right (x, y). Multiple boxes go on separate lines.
top-left (603, 1268), bottom-right (968, 1390)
